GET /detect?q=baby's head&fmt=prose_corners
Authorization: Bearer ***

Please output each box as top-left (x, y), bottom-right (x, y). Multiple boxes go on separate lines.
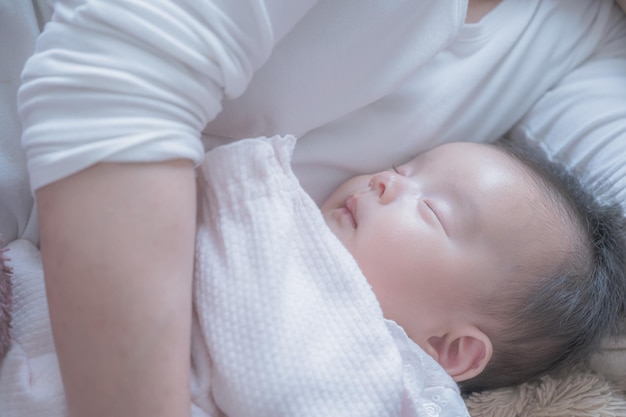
top-left (321, 140), bottom-right (626, 392)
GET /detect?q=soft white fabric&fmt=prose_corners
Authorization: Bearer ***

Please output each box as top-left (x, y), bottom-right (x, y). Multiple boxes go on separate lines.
top-left (17, 0), bottom-right (626, 214)
top-left (0, 239), bottom-right (66, 417)
top-left (192, 135), bottom-right (468, 417)
top-left (509, 2), bottom-right (626, 207)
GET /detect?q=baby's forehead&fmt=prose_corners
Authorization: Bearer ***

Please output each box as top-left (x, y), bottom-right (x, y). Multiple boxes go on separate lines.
top-left (442, 144), bottom-right (569, 258)
top-left (426, 141), bottom-right (517, 161)
top-left (411, 142), bottom-right (536, 186)
top-left (413, 142), bottom-right (517, 167)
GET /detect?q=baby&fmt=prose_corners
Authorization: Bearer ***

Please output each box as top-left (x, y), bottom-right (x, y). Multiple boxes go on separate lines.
top-left (321, 140), bottom-right (626, 393)
top-left (188, 135), bottom-right (626, 416)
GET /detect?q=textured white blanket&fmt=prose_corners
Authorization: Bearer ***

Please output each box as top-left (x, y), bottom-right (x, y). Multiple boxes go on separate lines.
top-left (191, 135), bottom-right (469, 417)
top-left (0, 239), bottom-right (66, 417)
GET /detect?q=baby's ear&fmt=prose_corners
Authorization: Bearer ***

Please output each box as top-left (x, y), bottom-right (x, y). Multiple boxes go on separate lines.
top-left (426, 327), bottom-right (492, 382)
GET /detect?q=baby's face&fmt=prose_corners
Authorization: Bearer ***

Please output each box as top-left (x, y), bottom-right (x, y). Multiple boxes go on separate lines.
top-left (321, 142), bottom-right (548, 346)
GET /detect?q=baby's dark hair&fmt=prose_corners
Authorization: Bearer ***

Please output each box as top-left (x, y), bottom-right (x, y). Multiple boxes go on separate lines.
top-left (460, 138), bottom-right (626, 394)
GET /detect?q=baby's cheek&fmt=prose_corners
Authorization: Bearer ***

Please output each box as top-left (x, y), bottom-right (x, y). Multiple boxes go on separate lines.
top-left (358, 252), bottom-right (406, 296)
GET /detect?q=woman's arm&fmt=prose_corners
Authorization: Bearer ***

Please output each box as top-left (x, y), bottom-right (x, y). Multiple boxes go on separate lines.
top-left (37, 159), bottom-right (196, 417)
top-left (20, 1), bottom-right (319, 415)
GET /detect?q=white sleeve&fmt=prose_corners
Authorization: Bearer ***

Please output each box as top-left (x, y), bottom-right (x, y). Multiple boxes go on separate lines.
top-left (510, 3), bottom-right (626, 213)
top-left (18, 0), bottom-right (317, 191)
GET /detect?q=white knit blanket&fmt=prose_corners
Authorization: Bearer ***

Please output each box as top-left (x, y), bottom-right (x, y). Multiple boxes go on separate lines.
top-left (0, 239), bottom-right (66, 417)
top-left (191, 135), bottom-right (468, 417)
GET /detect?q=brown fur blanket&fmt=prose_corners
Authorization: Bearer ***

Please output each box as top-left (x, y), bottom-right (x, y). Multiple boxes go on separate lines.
top-left (465, 364), bottom-right (626, 417)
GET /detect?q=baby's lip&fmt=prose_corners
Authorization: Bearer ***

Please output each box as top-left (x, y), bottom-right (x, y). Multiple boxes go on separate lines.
top-left (345, 194), bottom-right (358, 228)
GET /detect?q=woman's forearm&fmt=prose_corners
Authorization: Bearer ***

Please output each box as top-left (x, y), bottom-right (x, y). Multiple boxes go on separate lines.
top-left (37, 159), bottom-right (196, 417)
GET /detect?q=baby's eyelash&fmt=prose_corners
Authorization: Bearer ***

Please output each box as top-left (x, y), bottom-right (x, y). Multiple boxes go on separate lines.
top-left (392, 164), bottom-right (399, 174)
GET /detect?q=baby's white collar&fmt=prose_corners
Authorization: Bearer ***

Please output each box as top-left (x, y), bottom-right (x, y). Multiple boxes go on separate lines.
top-left (384, 320), bottom-right (470, 417)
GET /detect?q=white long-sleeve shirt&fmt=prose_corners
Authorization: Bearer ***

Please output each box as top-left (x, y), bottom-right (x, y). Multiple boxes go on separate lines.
top-left (17, 0), bottom-right (626, 210)
top-left (18, 0), bottom-right (463, 194)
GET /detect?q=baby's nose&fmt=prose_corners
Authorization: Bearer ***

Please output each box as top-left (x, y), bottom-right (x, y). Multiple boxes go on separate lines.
top-left (369, 171), bottom-right (405, 204)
